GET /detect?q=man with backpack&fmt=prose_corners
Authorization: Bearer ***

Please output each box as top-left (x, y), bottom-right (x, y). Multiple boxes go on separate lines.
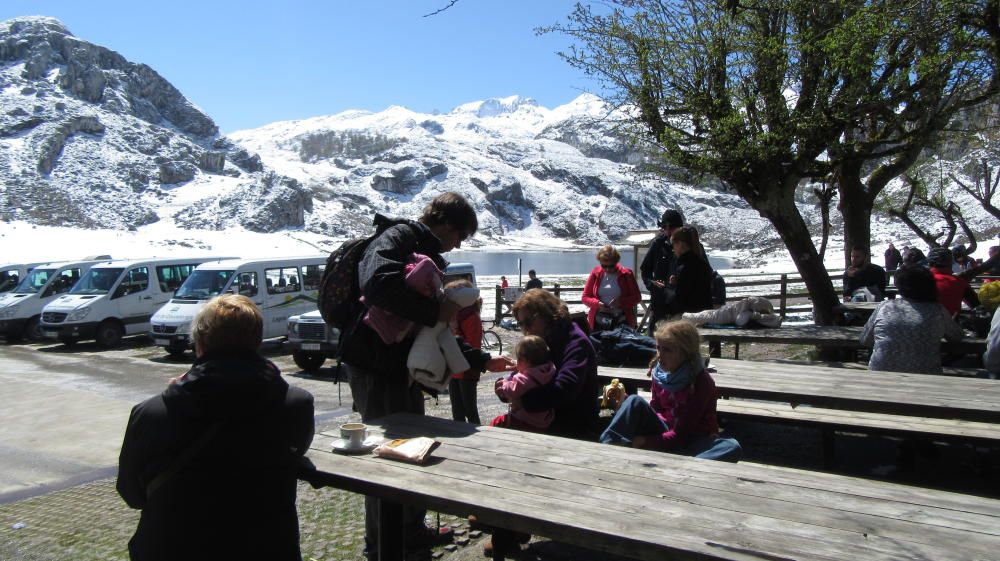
top-left (640, 209), bottom-right (684, 335)
top-left (336, 192), bottom-right (514, 560)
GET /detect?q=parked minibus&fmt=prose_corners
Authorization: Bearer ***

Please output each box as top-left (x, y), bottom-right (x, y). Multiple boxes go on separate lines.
top-left (0, 257), bottom-right (111, 341)
top-left (0, 262), bottom-right (47, 294)
top-left (39, 256), bottom-right (234, 347)
top-left (149, 256), bottom-right (326, 356)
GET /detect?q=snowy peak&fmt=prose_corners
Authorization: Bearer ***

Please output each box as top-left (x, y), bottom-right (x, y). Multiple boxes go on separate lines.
top-left (451, 95), bottom-right (539, 118)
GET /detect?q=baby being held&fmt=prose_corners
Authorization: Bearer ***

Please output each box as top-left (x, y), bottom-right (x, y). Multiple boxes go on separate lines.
top-left (490, 335), bottom-right (556, 431)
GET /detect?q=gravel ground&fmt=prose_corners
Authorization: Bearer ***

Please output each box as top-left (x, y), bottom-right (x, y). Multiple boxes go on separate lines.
top-left (0, 325), bottom-right (995, 561)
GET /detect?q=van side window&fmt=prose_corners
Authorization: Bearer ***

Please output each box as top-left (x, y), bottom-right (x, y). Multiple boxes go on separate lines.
top-left (157, 264), bottom-right (198, 293)
top-left (114, 267), bottom-right (149, 298)
top-left (301, 264), bottom-right (324, 291)
top-left (265, 267), bottom-right (299, 294)
top-left (238, 272), bottom-right (258, 297)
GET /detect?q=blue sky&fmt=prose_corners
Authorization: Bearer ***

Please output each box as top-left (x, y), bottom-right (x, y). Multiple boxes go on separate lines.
top-left (0, 1), bottom-right (594, 133)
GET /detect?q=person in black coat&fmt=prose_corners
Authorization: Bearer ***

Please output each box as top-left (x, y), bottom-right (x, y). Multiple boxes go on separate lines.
top-left (663, 226), bottom-right (714, 316)
top-left (117, 294), bottom-right (315, 561)
top-left (640, 209), bottom-right (685, 334)
top-left (339, 192), bottom-right (515, 560)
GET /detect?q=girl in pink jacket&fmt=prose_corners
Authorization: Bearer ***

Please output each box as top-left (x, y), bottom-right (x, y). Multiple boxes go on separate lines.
top-left (490, 335), bottom-right (556, 431)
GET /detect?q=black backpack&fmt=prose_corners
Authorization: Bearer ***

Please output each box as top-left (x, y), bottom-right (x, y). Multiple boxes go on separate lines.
top-left (317, 236), bottom-right (376, 330)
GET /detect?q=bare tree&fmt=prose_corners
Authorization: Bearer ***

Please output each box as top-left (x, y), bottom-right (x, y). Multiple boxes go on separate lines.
top-left (885, 173), bottom-right (978, 248)
top-left (950, 159), bottom-right (1000, 221)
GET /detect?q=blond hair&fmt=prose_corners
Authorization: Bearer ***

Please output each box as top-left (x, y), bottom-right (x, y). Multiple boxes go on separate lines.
top-left (653, 320), bottom-right (701, 364)
top-left (515, 335), bottom-right (549, 366)
top-left (191, 294), bottom-right (263, 354)
top-left (597, 245), bottom-right (620, 264)
top-left (512, 288), bottom-right (569, 323)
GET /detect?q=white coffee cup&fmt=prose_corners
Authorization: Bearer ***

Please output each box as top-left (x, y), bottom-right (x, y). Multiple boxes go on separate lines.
top-left (340, 423), bottom-right (367, 448)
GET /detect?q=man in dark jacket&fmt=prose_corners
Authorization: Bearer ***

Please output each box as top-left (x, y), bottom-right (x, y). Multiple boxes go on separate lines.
top-left (117, 294), bottom-right (314, 561)
top-left (843, 245), bottom-right (887, 301)
top-left (340, 192), bottom-right (514, 560)
top-left (884, 243), bottom-right (902, 271)
top-left (640, 209), bottom-right (684, 335)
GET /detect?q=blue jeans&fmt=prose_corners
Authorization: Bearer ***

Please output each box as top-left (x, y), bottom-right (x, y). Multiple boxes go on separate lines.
top-left (600, 395), bottom-right (742, 462)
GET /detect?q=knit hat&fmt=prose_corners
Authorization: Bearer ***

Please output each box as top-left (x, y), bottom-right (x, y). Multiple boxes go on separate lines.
top-left (658, 209), bottom-right (685, 229)
top-left (927, 247), bottom-right (954, 268)
top-left (902, 247), bottom-right (927, 268)
top-left (951, 244), bottom-right (967, 257)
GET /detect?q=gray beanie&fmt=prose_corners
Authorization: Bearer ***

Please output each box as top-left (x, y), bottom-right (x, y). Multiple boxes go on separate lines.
top-left (927, 247), bottom-right (953, 268)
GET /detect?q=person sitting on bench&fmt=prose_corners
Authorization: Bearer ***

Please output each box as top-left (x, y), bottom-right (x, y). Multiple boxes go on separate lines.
top-left (600, 320), bottom-right (742, 462)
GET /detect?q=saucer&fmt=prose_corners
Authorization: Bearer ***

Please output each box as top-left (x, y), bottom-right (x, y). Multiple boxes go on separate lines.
top-left (331, 436), bottom-right (382, 454)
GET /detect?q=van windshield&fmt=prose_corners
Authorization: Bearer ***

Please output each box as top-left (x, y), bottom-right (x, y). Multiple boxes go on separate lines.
top-left (70, 268), bottom-right (124, 295)
top-left (13, 268), bottom-right (56, 294)
top-left (174, 270), bottom-right (235, 300)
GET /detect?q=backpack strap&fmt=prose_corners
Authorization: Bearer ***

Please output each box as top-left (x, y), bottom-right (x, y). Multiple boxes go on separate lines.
top-left (145, 421), bottom-right (224, 500)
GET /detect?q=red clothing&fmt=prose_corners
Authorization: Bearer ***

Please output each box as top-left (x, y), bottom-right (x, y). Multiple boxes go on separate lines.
top-left (644, 369), bottom-right (720, 451)
top-left (931, 267), bottom-right (970, 316)
top-left (450, 306), bottom-right (482, 380)
top-left (500, 278), bottom-right (509, 289)
top-left (581, 263), bottom-right (642, 330)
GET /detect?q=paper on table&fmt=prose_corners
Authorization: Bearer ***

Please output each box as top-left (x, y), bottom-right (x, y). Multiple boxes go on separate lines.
top-left (373, 437), bottom-right (440, 464)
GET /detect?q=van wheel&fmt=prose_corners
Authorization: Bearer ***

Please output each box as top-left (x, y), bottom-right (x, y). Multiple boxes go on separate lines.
top-left (293, 351), bottom-right (326, 372)
top-left (95, 320), bottom-right (124, 348)
top-left (23, 316), bottom-right (43, 341)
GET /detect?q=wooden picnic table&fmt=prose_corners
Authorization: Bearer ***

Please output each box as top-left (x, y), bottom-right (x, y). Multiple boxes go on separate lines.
top-left (697, 324), bottom-right (986, 359)
top-left (602, 357), bottom-right (1000, 422)
top-left (305, 412), bottom-right (1000, 561)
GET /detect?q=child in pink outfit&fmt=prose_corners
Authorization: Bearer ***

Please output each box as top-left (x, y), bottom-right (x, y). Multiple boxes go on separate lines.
top-left (490, 335), bottom-right (557, 431)
top-left (363, 253), bottom-right (442, 344)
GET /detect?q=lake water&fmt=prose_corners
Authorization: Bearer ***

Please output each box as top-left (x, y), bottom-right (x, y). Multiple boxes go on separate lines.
top-left (443, 249), bottom-right (732, 276)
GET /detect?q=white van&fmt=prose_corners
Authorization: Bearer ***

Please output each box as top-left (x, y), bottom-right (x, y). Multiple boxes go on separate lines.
top-left (39, 256), bottom-right (235, 348)
top-left (149, 256), bottom-right (326, 357)
top-left (0, 258), bottom-right (111, 341)
top-left (0, 262), bottom-right (47, 294)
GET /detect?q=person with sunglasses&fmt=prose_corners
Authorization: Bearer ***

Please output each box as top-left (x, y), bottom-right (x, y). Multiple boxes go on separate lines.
top-left (508, 289), bottom-right (599, 440)
top-left (582, 244), bottom-right (642, 331)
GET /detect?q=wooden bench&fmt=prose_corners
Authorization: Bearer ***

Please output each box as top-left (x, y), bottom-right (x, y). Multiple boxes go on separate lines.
top-left (715, 400), bottom-right (1000, 468)
top-left (698, 324), bottom-right (987, 360)
top-left (305, 412), bottom-right (1000, 561)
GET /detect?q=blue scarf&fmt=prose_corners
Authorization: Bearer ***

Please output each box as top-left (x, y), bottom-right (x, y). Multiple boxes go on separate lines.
top-left (651, 355), bottom-right (703, 392)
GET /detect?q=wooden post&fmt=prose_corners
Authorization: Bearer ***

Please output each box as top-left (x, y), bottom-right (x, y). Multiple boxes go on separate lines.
top-left (494, 285), bottom-right (503, 324)
top-left (377, 498), bottom-right (405, 561)
top-left (779, 274), bottom-right (788, 319)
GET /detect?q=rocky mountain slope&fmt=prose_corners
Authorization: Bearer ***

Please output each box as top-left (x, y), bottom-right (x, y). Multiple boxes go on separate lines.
top-left (0, 16), bottom-right (995, 265)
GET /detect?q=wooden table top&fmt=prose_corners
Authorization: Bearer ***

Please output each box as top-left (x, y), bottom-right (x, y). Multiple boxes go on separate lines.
top-left (306, 413), bottom-right (1000, 561)
top-left (601, 358), bottom-right (1000, 422)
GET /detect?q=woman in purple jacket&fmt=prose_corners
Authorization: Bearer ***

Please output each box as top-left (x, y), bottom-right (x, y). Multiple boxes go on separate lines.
top-left (601, 320), bottom-right (741, 461)
top-left (510, 288), bottom-right (600, 439)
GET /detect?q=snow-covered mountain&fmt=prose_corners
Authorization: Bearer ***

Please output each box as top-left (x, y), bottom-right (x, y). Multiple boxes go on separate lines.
top-left (0, 16), bottom-right (995, 267)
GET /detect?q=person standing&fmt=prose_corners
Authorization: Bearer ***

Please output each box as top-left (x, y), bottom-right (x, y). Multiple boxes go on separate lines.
top-left (338, 192), bottom-right (515, 560)
top-left (640, 209), bottom-right (685, 335)
top-left (884, 242), bottom-right (902, 272)
top-left (582, 245), bottom-right (642, 331)
top-left (500, 275), bottom-right (509, 289)
top-left (447, 278), bottom-right (483, 425)
top-left (662, 226), bottom-right (714, 317)
top-left (843, 245), bottom-right (887, 301)
top-left (117, 294), bottom-right (315, 561)
top-left (524, 269), bottom-right (543, 290)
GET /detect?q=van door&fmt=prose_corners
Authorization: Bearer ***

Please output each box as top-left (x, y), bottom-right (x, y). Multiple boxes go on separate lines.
top-left (112, 266), bottom-right (154, 334)
top-left (262, 265), bottom-right (303, 338)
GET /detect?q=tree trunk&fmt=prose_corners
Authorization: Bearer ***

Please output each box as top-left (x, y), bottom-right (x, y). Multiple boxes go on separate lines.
top-left (757, 195), bottom-right (839, 326)
top-left (836, 159), bottom-right (874, 267)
